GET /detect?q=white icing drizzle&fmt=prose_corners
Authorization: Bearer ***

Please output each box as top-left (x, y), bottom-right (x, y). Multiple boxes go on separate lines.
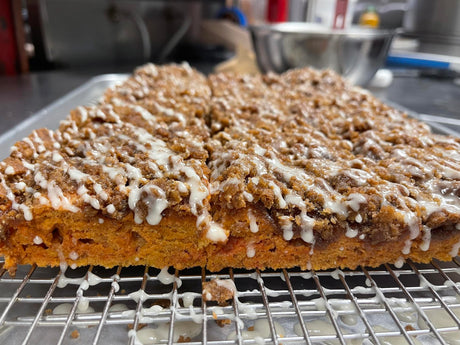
top-left (4, 166), bottom-right (15, 175)
top-left (182, 292), bottom-right (198, 308)
top-left (331, 269), bottom-right (344, 280)
top-left (294, 319), bottom-right (335, 337)
top-left (33, 236), bottom-right (43, 245)
top-left (157, 267), bottom-right (182, 287)
top-left (128, 289), bottom-right (150, 303)
top-left (57, 273), bottom-right (85, 289)
top-left (215, 278), bottom-right (237, 295)
top-left (77, 106), bottom-right (88, 123)
top-left (134, 321), bottom-right (202, 345)
top-left (53, 303), bottom-right (73, 315)
top-left (227, 319), bottom-right (285, 341)
top-left (205, 221), bottom-right (228, 242)
top-left (269, 181), bottom-right (287, 208)
top-left (388, 299), bottom-right (417, 323)
top-left (420, 225), bottom-right (431, 251)
top-left (394, 257), bottom-right (405, 268)
top-left (52, 152), bottom-right (63, 162)
top-left (106, 204), bottom-right (116, 214)
top-left (135, 328), bottom-right (158, 345)
top-left (278, 215), bottom-right (294, 241)
top-left (345, 225), bottom-right (358, 238)
top-left (69, 251), bottom-right (79, 260)
top-left (346, 193), bottom-right (367, 212)
top-left (109, 303), bottom-right (128, 312)
top-left (14, 182), bottom-right (26, 190)
top-left (246, 243), bottom-right (256, 258)
top-left (247, 209), bottom-right (259, 233)
top-left (330, 299), bottom-right (358, 326)
top-left (87, 272), bottom-right (103, 286)
top-left (355, 214), bottom-right (363, 223)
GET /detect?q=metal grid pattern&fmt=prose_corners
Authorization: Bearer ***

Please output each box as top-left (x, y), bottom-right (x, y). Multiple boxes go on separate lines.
top-left (1, 259), bottom-right (460, 345)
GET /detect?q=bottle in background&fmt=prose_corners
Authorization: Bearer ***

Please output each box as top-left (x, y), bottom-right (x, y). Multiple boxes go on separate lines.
top-left (359, 6), bottom-right (380, 28)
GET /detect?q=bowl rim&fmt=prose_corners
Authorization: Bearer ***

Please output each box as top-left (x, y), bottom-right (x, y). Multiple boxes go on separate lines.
top-left (250, 22), bottom-right (396, 38)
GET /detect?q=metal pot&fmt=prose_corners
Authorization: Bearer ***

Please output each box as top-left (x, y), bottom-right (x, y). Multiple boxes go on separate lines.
top-left (403, 0), bottom-right (460, 44)
top-left (250, 23), bottom-right (395, 86)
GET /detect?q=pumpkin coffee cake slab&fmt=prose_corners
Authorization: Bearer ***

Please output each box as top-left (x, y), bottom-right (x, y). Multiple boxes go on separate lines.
top-left (0, 63), bottom-right (459, 273)
top-left (0, 64), bottom-right (226, 273)
top-left (206, 68), bottom-right (460, 271)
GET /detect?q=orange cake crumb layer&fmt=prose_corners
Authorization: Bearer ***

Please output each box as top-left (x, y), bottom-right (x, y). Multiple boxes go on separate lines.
top-left (1, 63), bottom-right (459, 273)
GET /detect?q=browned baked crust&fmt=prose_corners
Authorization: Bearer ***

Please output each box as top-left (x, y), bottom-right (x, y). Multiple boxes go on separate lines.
top-left (1, 63), bottom-right (459, 273)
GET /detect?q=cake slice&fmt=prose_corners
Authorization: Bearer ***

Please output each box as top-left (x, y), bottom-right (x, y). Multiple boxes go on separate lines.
top-left (205, 69), bottom-right (460, 271)
top-left (0, 64), bottom-right (226, 273)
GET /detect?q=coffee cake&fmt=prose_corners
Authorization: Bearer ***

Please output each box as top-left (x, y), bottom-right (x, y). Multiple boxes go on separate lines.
top-left (1, 63), bottom-right (459, 273)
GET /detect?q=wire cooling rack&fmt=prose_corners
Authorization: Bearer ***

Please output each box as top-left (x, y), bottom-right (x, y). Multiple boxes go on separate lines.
top-left (1, 259), bottom-right (460, 345)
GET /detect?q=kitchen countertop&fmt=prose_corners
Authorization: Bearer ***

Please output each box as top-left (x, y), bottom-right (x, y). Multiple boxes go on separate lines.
top-left (0, 65), bottom-right (459, 137)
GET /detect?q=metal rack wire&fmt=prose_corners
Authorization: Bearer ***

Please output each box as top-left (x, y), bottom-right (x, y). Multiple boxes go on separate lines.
top-left (1, 258), bottom-right (460, 345)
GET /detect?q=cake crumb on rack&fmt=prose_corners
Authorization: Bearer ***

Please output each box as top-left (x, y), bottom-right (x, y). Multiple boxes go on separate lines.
top-left (178, 336), bottom-right (191, 343)
top-left (127, 323), bottom-right (147, 331)
top-left (202, 278), bottom-right (236, 305)
top-left (215, 318), bottom-right (232, 327)
top-left (70, 330), bottom-right (79, 339)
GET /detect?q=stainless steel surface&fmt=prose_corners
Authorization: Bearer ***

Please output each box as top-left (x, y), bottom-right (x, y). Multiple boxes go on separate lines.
top-left (2, 259), bottom-right (460, 345)
top-left (250, 23), bottom-right (395, 86)
top-left (32, 0), bottom-right (206, 66)
top-left (403, 0), bottom-right (460, 39)
top-left (384, 100), bottom-right (460, 138)
top-left (403, 0), bottom-right (460, 56)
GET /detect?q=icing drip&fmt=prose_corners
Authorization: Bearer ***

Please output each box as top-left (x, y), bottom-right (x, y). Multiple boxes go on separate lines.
top-left (246, 243), bottom-right (256, 258)
top-left (33, 236), bottom-right (43, 244)
top-left (247, 209), bottom-right (259, 233)
top-left (346, 193), bottom-right (367, 212)
top-left (420, 225), bottom-right (431, 251)
top-left (157, 267), bottom-right (182, 287)
top-left (205, 221), bottom-right (228, 242)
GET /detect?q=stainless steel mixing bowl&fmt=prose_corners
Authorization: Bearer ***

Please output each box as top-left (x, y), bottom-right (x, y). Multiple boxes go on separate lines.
top-left (250, 23), bottom-right (396, 85)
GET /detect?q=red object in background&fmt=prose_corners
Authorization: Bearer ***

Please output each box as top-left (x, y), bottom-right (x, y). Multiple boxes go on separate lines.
top-left (267, 0), bottom-right (288, 23)
top-left (333, 0), bottom-right (349, 29)
top-left (0, 0), bottom-right (18, 75)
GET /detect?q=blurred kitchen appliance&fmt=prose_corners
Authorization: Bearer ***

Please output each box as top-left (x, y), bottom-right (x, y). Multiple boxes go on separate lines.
top-left (25, 0), bottom-right (221, 68)
top-left (403, 0), bottom-right (460, 56)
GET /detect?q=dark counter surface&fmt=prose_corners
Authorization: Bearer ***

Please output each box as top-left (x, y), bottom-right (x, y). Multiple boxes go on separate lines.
top-left (1, 65), bottom-right (459, 136)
